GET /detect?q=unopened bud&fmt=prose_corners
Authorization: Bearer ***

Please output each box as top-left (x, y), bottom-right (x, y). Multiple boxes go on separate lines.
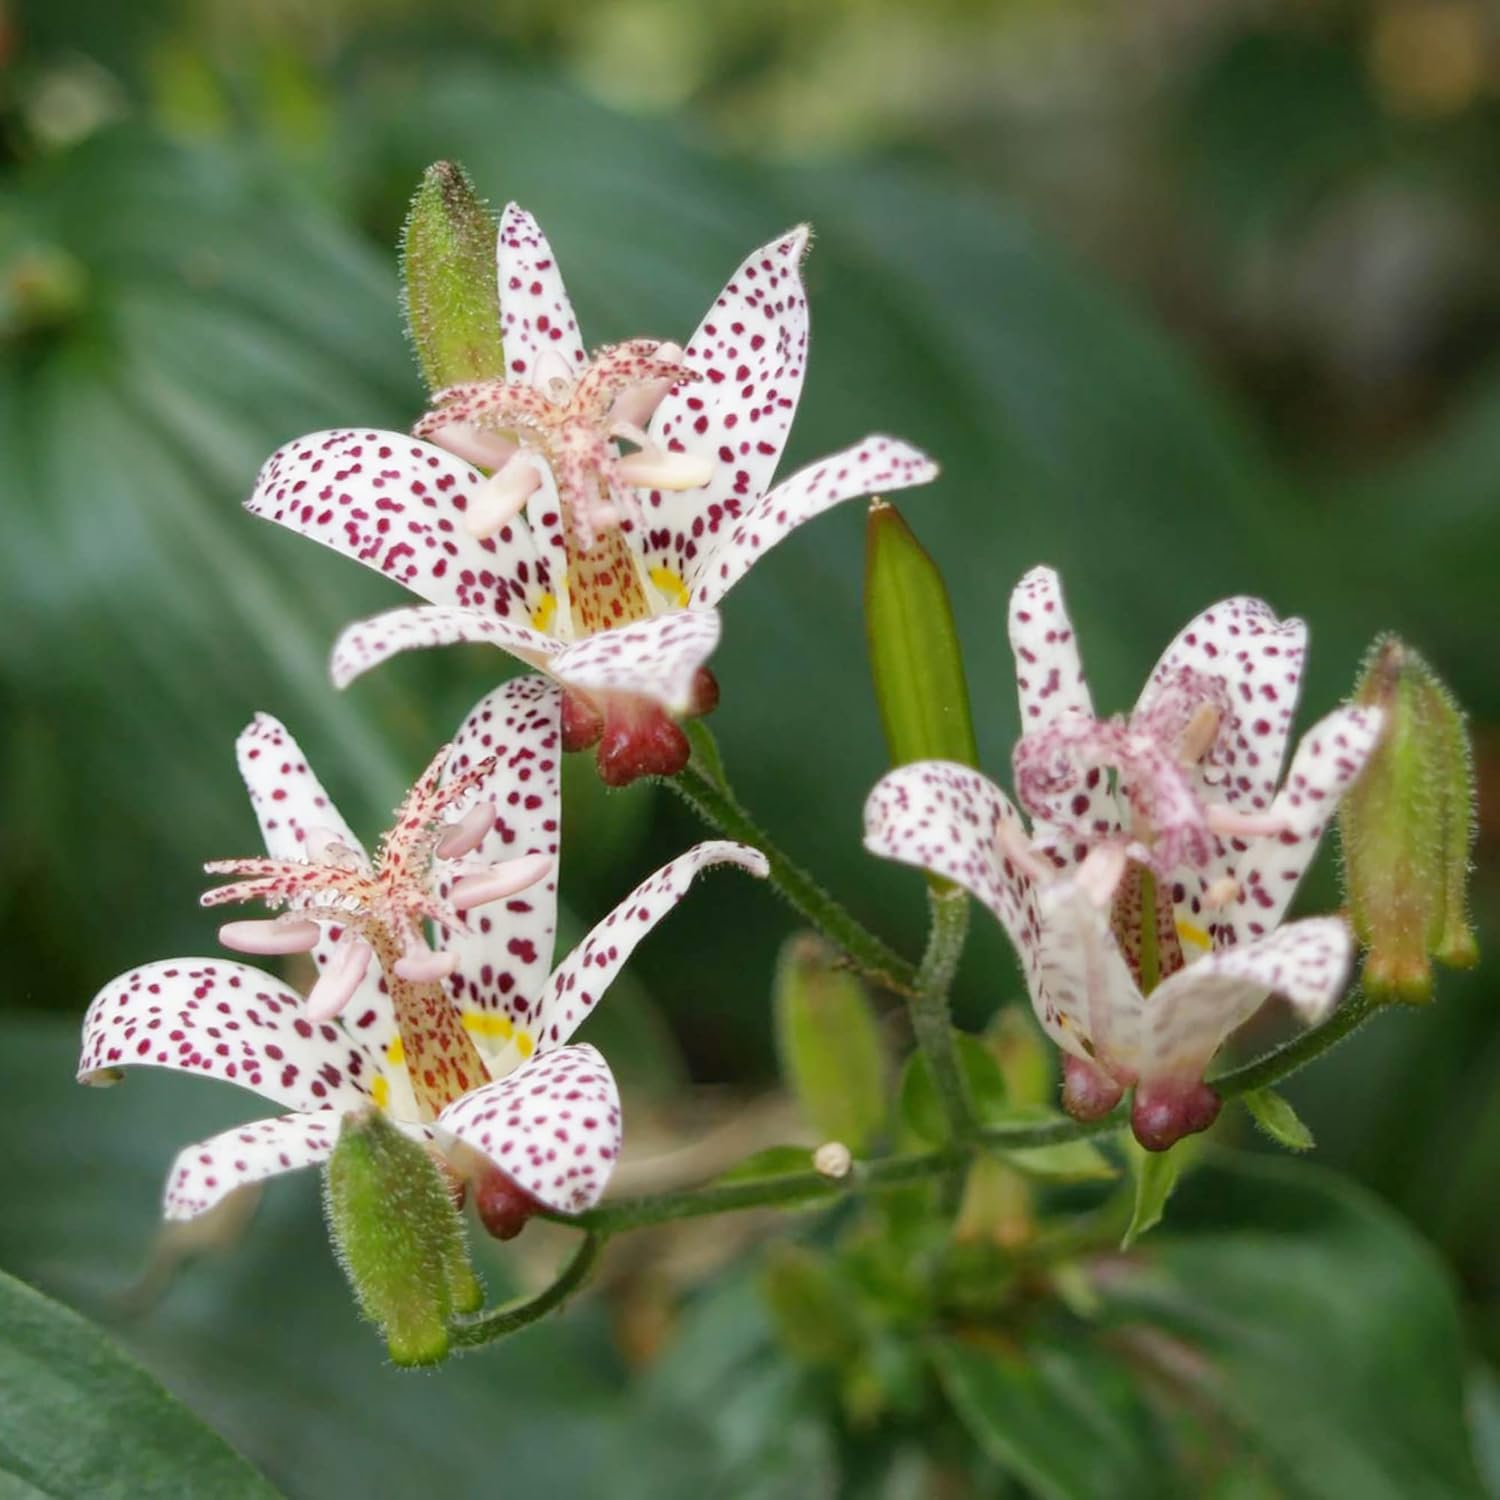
top-left (1339, 636), bottom-right (1478, 1004)
top-left (400, 161), bottom-right (506, 393)
top-left (812, 1141), bottom-right (853, 1179)
top-left (864, 500), bottom-right (978, 771)
top-left (774, 935), bottom-right (887, 1155)
top-left (324, 1109), bottom-right (482, 1366)
top-left (472, 1165), bottom-right (543, 1241)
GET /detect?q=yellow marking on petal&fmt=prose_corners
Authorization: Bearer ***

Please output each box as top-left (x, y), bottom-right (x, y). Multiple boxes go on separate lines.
top-left (1175, 919), bottom-right (1213, 952)
top-left (371, 1074), bottom-right (390, 1110)
top-left (385, 1036), bottom-right (405, 1066)
top-left (462, 1011), bottom-right (515, 1041)
top-left (649, 565), bottom-right (691, 609)
top-left (515, 1030), bottom-right (535, 1059)
top-left (531, 593), bottom-right (557, 633)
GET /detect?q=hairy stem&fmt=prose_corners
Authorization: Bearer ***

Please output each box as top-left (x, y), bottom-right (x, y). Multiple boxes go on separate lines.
top-left (448, 1231), bottom-right (604, 1349)
top-left (909, 885), bottom-right (974, 1145)
top-left (1211, 988), bottom-right (1376, 1099)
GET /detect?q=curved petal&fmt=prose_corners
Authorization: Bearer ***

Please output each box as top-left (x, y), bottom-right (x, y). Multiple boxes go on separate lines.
top-left (435, 1044), bottom-right (620, 1213)
top-left (496, 204), bottom-right (587, 384)
top-left (685, 436), bottom-right (938, 607)
top-left (436, 678), bottom-right (564, 1051)
top-left (1008, 567), bottom-right (1096, 729)
top-left (1132, 917), bottom-right (1352, 1083)
top-left (163, 1110), bottom-right (340, 1221)
top-left (640, 226), bottom-right (810, 575)
top-left (235, 712), bottom-right (365, 862)
top-left (330, 604), bottom-right (560, 689)
top-left (549, 608), bottom-right (721, 715)
top-left (862, 762), bottom-right (1134, 1062)
top-left (533, 842), bottom-right (769, 1052)
top-left (1136, 595), bottom-right (1307, 816)
top-left (79, 959), bottom-right (381, 1113)
top-left (247, 427), bottom-right (547, 620)
top-left (1188, 705), bottom-right (1384, 951)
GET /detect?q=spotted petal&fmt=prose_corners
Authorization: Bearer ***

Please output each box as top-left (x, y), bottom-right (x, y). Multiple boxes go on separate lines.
top-left (1192, 705), bottom-right (1384, 951)
top-left (685, 436), bottom-right (938, 607)
top-left (247, 428), bottom-right (547, 621)
top-left (330, 604), bottom-right (560, 690)
top-left (641, 226), bottom-right (810, 576)
top-left (1131, 917), bottom-right (1351, 1083)
top-left (1008, 566), bottom-right (1095, 730)
top-left (533, 841), bottom-right (769, 1053)
top-left (79, 959), bottom-right (381, 1112)
top-left (495, 204), bottom-right (587, 386)
top-left (1136, 595), bottom-right (1307, 816)
top-left (163, 1110), bottom-right (341, 1221)
top-left (549, 609), bottom-right (722, 716)
top-left (435, 1044), bottom-right (620, 1213)
top-left (438, 678), bottom-right (563, 1050)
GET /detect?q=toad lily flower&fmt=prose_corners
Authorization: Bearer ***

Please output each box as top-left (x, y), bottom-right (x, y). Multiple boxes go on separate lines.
top-left (247, 204), bottom-right (937, 785)
top-left (78, 677), bottom-right (767, 1224)
top-left (863, 568), bottom-right (1384, 1151)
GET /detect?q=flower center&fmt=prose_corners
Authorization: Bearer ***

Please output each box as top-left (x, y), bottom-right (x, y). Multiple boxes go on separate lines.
top-left (416, 338), bottom-right (714, 639)
top-left (203, 745), bottom-right (552, 1120)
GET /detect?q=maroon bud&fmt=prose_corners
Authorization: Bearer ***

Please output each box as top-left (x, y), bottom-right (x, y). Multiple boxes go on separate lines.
top-left (686, 666), bottom-right (720, 719)
top-left (1061, 1054), bottom-right (1124, 1120)
top-left (473, 1166), bottom-right (542, 1241)
top-left (561, 689), bottom-right (605, 752)
top-left (595, 701), bottom-right (690, 787)
top-left (1130, 1079), bottom-right (1221, 1152)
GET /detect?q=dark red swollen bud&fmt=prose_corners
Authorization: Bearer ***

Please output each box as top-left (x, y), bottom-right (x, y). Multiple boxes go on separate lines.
top-left (686, 666), bottom-right (720, 719)
top-left (1130, 1079), bottom-right (1221, 1153)
top-left (595, 701), bottom-right (690, 787)
top-left (1061, 1054), bottom-right (1124, 1121)
top-left (561, 689), bottom-right (605, 752)
top-left (473, 1165), bottom-right (542, 1241)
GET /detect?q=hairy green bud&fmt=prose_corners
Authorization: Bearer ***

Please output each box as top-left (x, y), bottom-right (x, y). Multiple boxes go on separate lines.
top-left (1339, 636), bottom-right (1478, 1004)
top-left (323, 1109), bottom-right (482, 1366)
top-left (400, 160), bottom-right (506, 393)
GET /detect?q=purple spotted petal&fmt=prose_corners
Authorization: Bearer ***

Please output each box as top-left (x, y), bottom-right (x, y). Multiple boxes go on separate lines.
top-left (495, 204), bottom-right (587, 385)
top-left (437, 678), bottom-right (563, 1043)
top-left (549, 609), bottom-right (722, 715)
top-left (533, 841), bottom-right (769, 1052)
top-left (685, 436), bottom-right (938, 607)
top-left (1008, 566), bottom-right (1095, 730)
top-left (1135, 917), bottom-right (1351, 1083)
top-left (641, 226), bottom-right (810, 575)
top-left (1136, 595), bottom-right (1307, 816)
top-left (329, 604), bottom-right (560, 690)
top-left (163, 1110), bottom-right (341, 1221)
top-left (435, 1044), bottom-right (621, 1213)
top-left (79, 959), bottom-right (380, 1113)
top-left (247, 428), bottom-right (547, 621)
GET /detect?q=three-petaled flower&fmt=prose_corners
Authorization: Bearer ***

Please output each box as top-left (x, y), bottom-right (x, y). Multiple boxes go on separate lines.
top-left (78, 676), bottom-right (766, 1223)
top-left (247, 204), bottom-right (937, 785)
top-left (864, 566), bottom-right (1383, 1150)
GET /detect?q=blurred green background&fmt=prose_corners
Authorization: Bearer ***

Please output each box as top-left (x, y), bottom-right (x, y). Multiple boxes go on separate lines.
top-left (2, 0), bottom-right (1497, 1493)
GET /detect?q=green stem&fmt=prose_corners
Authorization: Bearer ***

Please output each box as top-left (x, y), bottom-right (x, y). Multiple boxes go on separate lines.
top-left (447, 1231), bottom-right (604, 1349)
top-left (1210, 988), bottom-right (1376, 1099)
top-left (909, 885), bottom-right (974, 1145)
top-left (664, 746), bottom-right (918, 993)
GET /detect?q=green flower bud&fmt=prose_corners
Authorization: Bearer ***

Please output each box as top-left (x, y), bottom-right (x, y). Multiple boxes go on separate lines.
top-left (323, 1109), bottom-right (482, 1366)
top-left (774, 934), bottom-right (887, 1155)
top-left (1339, 636), bottom-right (1478, 1004)
top-left (400, 161), bottom-right (506, 393)
top-left (864, 500), bottom-right (978, 771)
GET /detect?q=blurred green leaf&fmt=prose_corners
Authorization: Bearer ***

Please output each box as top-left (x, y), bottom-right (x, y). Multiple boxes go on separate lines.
top-left (900, 1033), bottom-right (1005, 1146)
top-left (1122, 1142), bottom-right (1182, 1249)
top-left (1241, 1088), bottom-right (1315, 1152)
top-left (715, 1145), bottom-right (817, 1184)
top-left (0, 1268), bottom-right (281, 1497)
top-left (992, 1109), bottom-right (1119, 1183)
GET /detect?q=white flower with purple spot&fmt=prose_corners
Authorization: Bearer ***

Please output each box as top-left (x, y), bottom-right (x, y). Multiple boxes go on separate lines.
top-left (246, 204), bottom-right (937, 785)
top-left (78, 676), bottom-right (767, 1223)
top-left (863, 567), bottom-right (1384, 1151)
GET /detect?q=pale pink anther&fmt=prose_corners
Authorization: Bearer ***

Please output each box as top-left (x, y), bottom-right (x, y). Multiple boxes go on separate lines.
top-left (1073, 843), bottom-right (1128, 909)
top-left (217, 917), bottom-right (322, 956)
top-left (1205, 807), bottom-right (1291, 840)
top-left (451, 853), bottom-right (554, 913)
top-left (607, 341), bottom-right (686, 430)
top-left (305, 938), bottom-right (373, 1021)
top-left (615, 448), bottom-right (716, 492)
top-left (430, 421), bottom-right (518, 471)
top-left (393, 942), bottom-right (460, 983)
top-left (435, 802), bottom-right (497, 861)
top-left (1177, 702), bottom-right (1222, 765)
top-left (1203, 874), bottom-right (1241, 909)
top-left (465, 454), bottom-right (543, 539)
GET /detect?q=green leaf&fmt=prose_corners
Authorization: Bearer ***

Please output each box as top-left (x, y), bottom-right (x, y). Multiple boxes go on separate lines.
top-left (1122, 1141), bottom-right (1183, 1249)
top-left (900, 1033), bottom-right (1006, 1146)
top-left (0, 1269), bottom-right (280, 1497)
top-left (1100, 1149), bottom-right (1486, 1497)
top-left (1241, 1088), bottom-right (1315, 1152)
top-left (773, 933), bottom-right (887, 1153)
top-left (760, 1245), bottom-right (863, 1367)
top-left (931, 1332), bottom-right (1163, 1500)
top-left (715, 1146), bottom-right (817, 1185)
